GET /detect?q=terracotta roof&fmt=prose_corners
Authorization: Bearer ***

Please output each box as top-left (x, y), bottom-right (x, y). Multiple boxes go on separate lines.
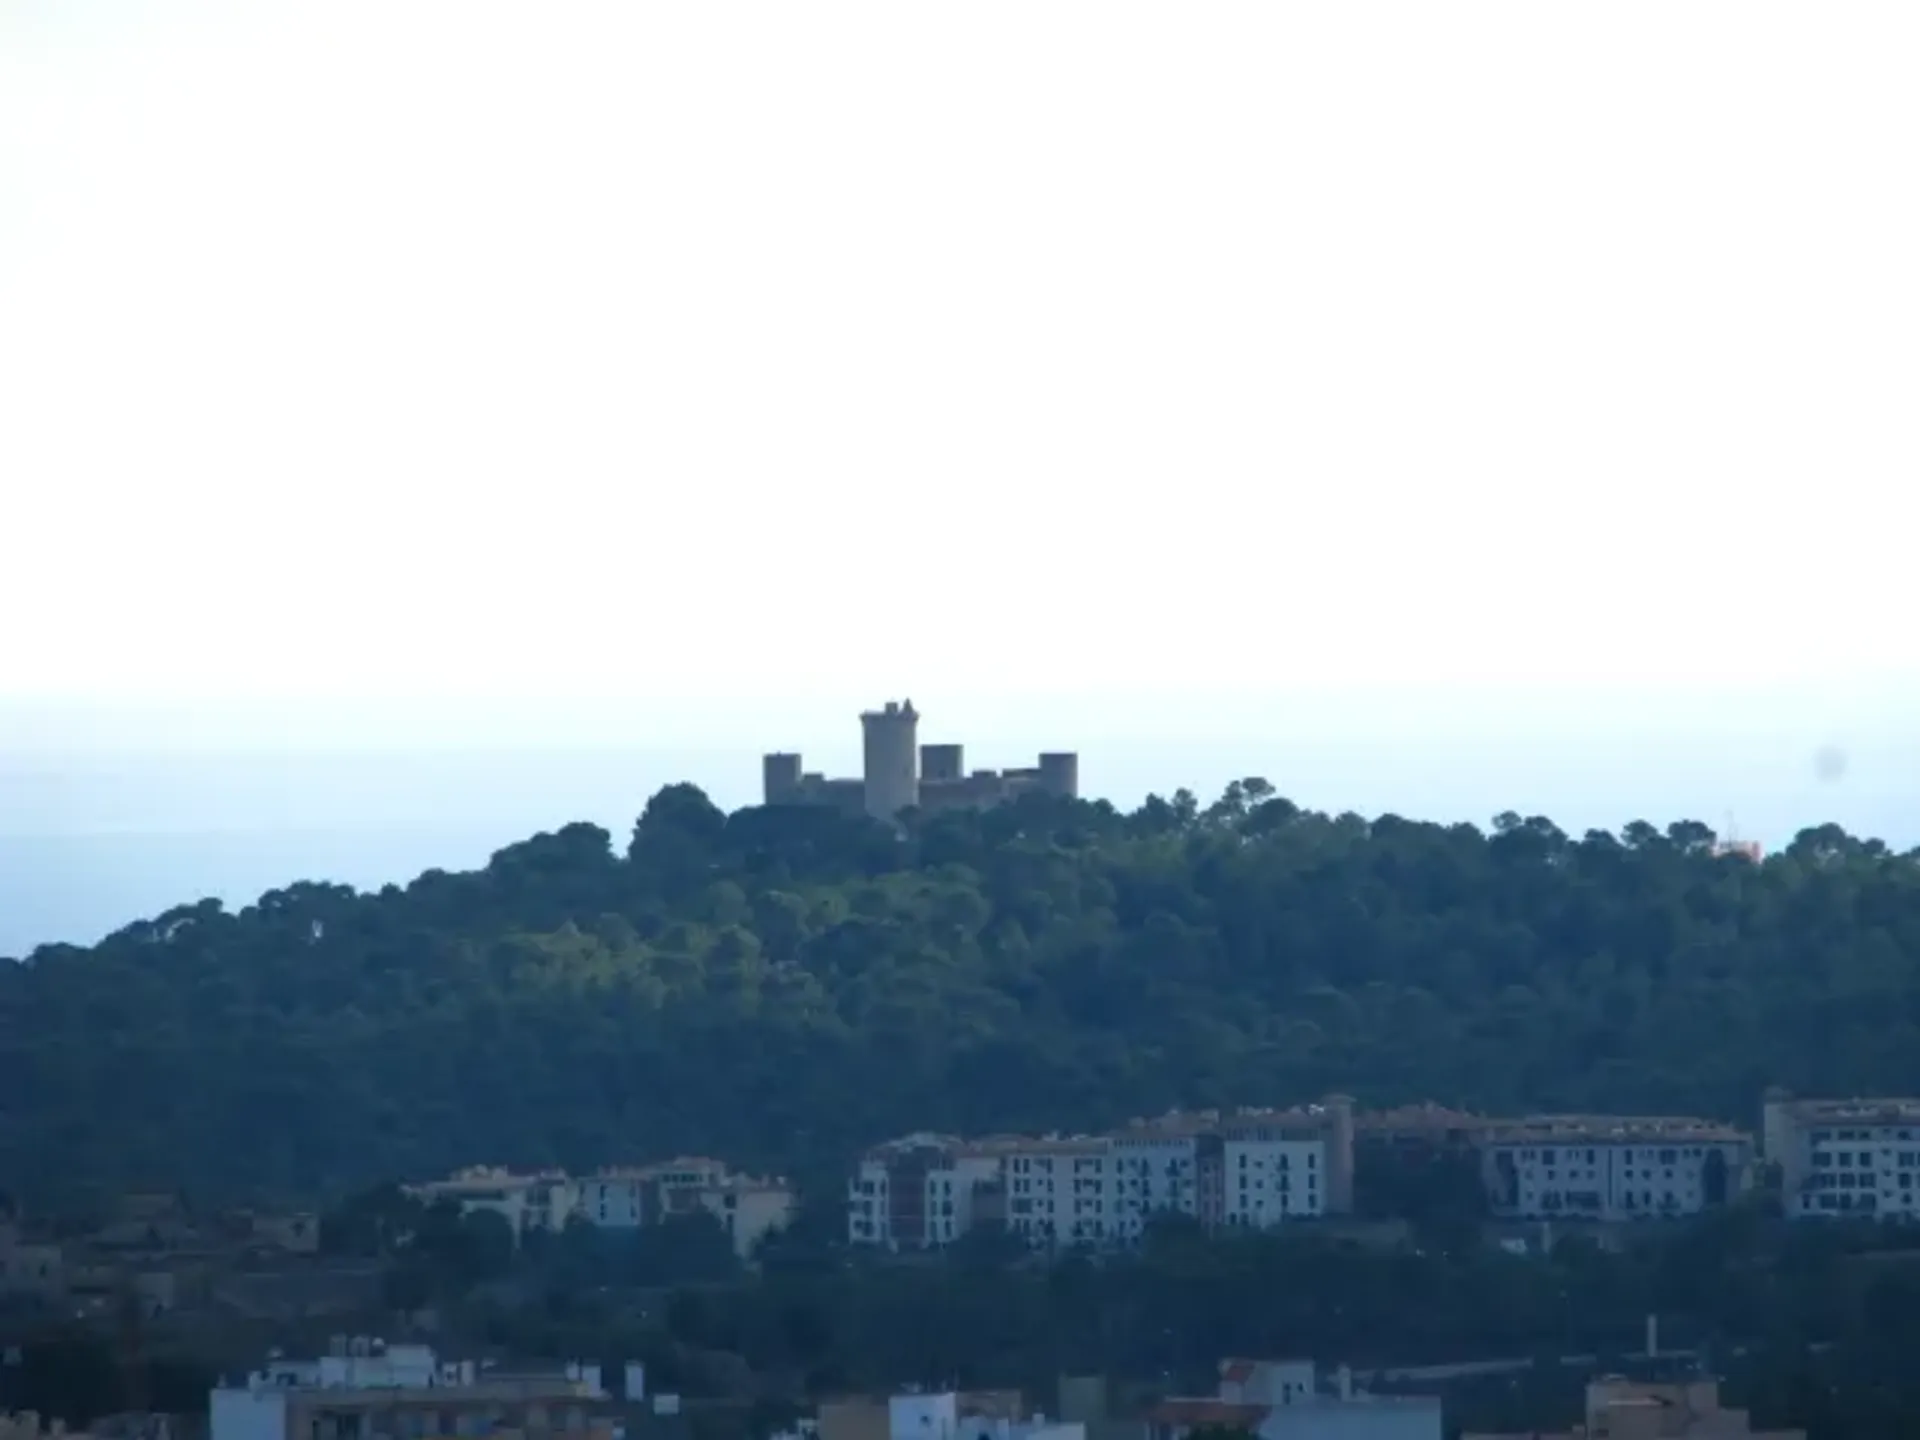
top-left (1147, 1401), bottom-right (1271, 1428)
top-left (1219, 1360), bottom-right (1257, 1384)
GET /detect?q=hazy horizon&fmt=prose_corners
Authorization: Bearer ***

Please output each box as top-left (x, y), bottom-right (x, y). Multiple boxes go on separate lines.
top-left (5, 679), bottom-right (1915, 958)
top-left (4, 4), bottom-right (1916, 958)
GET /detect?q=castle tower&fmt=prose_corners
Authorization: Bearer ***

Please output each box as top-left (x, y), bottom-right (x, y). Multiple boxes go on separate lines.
top-left (860, 700), bottom-right (920, 823)
top-left (920, 743), bottom-right (964, 783)
top-left (1038, 752), bottom-right (1079, 799)
top-left (762, 752), bottom-right (804, 804)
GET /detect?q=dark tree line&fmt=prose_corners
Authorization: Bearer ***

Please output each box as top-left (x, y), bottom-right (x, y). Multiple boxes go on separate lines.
top-left (2, 781), bottom-right (1918, 1206)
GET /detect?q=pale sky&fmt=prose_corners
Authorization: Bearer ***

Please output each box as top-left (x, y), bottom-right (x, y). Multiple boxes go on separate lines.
top-left (2, 3), bottom-right (1918, 950)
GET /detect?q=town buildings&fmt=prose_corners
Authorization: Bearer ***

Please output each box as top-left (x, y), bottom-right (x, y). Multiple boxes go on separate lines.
top-left (209, 1340), bottom-right (635, 1440)
top-left (1349, 1105), bottom-right (1757, 1224)
top-left (764, 700), bottom-right (1079, 823)
top-left (853, 1099), bottom-right (1773, 1251)
top-left (810, 1390), bottom-right (1084, 1440)
top-left (1147, 1358), bottom-right (1442, 1440)
top-left (1762, 1089), bottom-right (1920, 1219)
top-left (1464, 1374), bottom-right (1802, 1440)
top-left (848, 1100), bottom-right (1356, 1250)
top-left (1, 1196), bottom-right (335, 1321)
top-left (407, 1159), bottom-right (793, 1259)
top-left (1476, 1116), bottom-right (1753, 1222)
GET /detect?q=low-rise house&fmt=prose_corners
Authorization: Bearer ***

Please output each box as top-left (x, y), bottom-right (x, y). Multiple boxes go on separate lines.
top-left (1465, 1374), bottom-right (1801, 1440)
top-left (209, 1340), bottom-right (628, 1440)
top-left (1148, 1360), bottom-right (1440, 1440)
top-left (816, 1390), bottom-right (1080, 1440)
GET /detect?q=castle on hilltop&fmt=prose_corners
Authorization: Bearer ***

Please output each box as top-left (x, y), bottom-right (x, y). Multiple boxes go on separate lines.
top-left (763, 700), bottom-right (1078, 824)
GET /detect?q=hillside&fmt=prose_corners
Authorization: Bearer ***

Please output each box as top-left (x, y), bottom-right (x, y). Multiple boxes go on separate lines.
top-left (3, 781), bottom-right (1918, 1206)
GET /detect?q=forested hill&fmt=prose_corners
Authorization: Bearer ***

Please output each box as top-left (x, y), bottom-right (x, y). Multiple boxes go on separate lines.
top-left (3, 781), bottom-right (1918, 1207)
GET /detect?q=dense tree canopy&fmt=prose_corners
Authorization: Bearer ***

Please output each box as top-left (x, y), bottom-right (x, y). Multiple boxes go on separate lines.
top-left (3, 782), bottom-right (1918, 1205)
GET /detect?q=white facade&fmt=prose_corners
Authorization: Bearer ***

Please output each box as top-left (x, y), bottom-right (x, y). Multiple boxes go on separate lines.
top-left (848, 1144), bottom-right (1002, 1249)
top-left (1152, 1359), bottom-right (1439, 1440)
top-left (222, 1343), bottom-right (470, 1397)
top-left (1220, 1135), bottom-right (1326, 1226)
top-left (1005, 1141), bottom-right (1108, 1247)
top-left (1766, 1097), bottom-right (1920, 1219)
top-left (1481, 1127), bottom-right (1751, 1221)
top-left (208, 1351), bottom-right (606, 1440)
top-left (1006, 1135), bottom-right (1215, 1246)
top-left (1219, 1359), bottom-right (1318, 1407)
top-left (875, 1393), bottom-right (1083, 1440)
top-left (1106, 1133), bottom-right (1202, 1241)
top-left (211, 1344), bottom-right (516, 1440)
top-left (579, 1175), bottom-right (646, 1228)
top-left (851, 1111), bottom-right (1346, 1251)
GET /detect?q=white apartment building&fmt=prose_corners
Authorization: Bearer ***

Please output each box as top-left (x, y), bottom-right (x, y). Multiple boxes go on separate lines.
top-left (1211, 1112), bottom-right (1341, 1228)
top-left (1105, 1123), bottom-right (1204, 1241)
top-left (1001, 1137), bottom-right (1114, 1247)
top-left (847, 1135), bottom-right (1004, 1249)
top-left (849, 1101), bottom-right (1354, 1251)
top-left (1479, 1116), bottom-right (1753, 1221)
top-left (1764, 1092), bottom-right (1920, 1219)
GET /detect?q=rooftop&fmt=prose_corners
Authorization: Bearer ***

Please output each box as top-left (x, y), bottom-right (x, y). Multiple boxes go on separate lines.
top-left (1776, 1096), bottom-right (1920, 1124)
top-left (1356, 1103), bottom-right (1486, 1133)
top-left (1481, 1115), bottom-right (1750, 1144)
top-left (227, 1379), bottom-right (603, 1405)
top-left (1145, 1400), bottom-right (1271, 1428)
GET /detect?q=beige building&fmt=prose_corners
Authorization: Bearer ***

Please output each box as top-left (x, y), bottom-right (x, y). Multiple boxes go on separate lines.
top-left (407, 1167), bottom-right (580, 1237)
top-left (410, 1159), bottom-right (793, 1258)
top-left (1467, 1375), bottom-right (1801, 1440)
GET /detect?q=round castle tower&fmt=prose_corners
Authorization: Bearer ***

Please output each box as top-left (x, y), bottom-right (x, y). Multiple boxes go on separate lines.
top-left (860, 700), bottom-right (920, 823)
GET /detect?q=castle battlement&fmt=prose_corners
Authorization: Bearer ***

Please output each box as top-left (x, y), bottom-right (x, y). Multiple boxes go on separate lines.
top-left (763, 702), bottom-right (1077, 822)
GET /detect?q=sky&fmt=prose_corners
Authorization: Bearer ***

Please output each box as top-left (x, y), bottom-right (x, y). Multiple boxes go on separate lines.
top-left (2, 2), bottom-right (1917, 955)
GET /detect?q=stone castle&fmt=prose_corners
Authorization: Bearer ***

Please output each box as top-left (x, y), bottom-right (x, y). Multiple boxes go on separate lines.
top-left (762, 700), bottom-right (1079, 823)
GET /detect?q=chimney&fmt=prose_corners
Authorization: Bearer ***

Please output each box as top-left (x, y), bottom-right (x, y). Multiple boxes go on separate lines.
top-left (1336, 1366), bottom-right (1352, 1401)
top-left (1646, 1314), bottom-right (1659, 1358)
